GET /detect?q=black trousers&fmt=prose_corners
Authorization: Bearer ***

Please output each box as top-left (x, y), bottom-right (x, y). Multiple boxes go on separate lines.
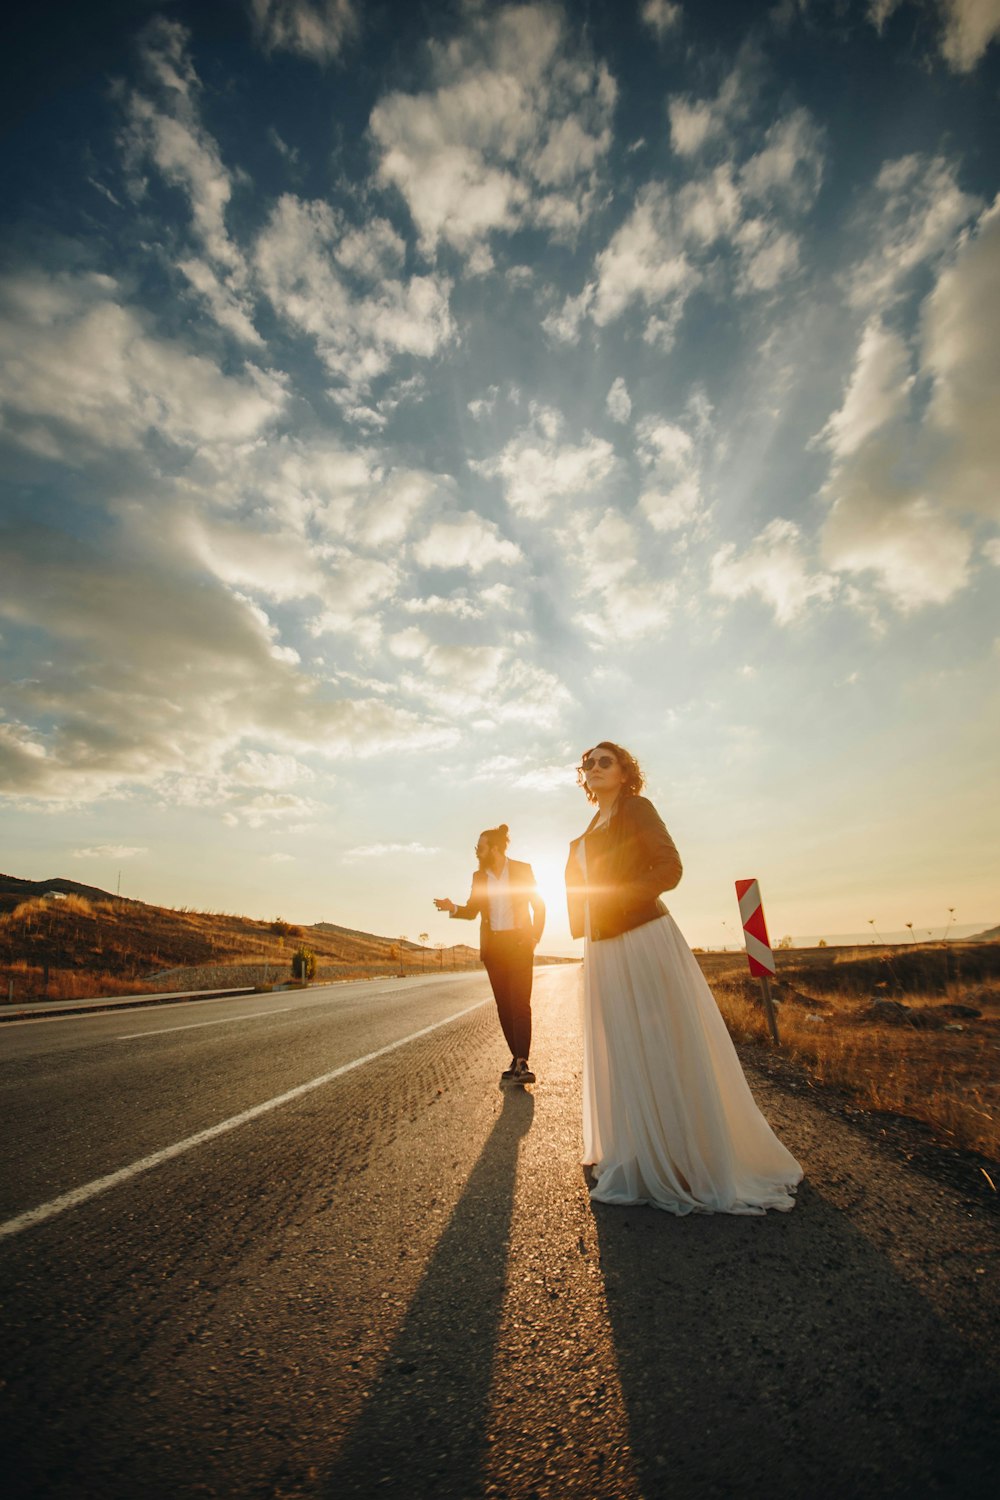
top-left (481, 929), bottom-right (534, 1062)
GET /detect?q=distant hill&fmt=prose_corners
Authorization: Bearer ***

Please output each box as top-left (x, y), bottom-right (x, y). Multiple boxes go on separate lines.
top-left (0, 873), bottom-right (570, 1003)
top-left (0, 872), bottom-right (133, 912)
top-left (0, 875), bottom-right (482, 1001)
top-left (969, 923), bottom-right (1000, 941)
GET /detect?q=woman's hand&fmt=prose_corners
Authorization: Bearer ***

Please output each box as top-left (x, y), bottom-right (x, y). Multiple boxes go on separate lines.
top-left (434, 897), bottom-right (456, 914)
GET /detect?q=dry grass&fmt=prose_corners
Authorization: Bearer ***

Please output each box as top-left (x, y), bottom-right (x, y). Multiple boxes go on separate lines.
top-left (707, 944), bottom-right (1000, 1161)
top-left (0, 885), bottom-right (482, 1000)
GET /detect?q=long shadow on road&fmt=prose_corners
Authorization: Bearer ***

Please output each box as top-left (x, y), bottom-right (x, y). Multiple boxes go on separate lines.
top-left (592, 1176), bottom-right (1000, 1499)
top-left (322, 1086), bottom-right (534, 1498)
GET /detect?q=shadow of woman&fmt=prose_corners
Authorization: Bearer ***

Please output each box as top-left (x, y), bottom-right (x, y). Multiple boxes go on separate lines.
top-left (590, 1176), bottom-right (1000, 1498)
top-left (321, 1087), bottom-right (535, 1498)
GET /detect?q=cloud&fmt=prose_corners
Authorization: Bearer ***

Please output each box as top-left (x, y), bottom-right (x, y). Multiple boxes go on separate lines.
top-left (122, 20), bottom-right (261, 341)
top-left (816, 193), bottom-right (998, 609)
top-left (868, 0), bottom-right (1000, 72)
top-left (606, 377), bottom-right (632, 423)
top-left (368, 2), bottom-right (615, 257)
top-left (344, 841), bottom-right (440, 859)
top-left (0, 270), bottom-right (285, 460)
top-left (710, 518), bottom-right (838, 624)
top-left (640, 0), bottom-right (682, 39)
top-left (412, 512), bottom-right (523, 572)
top-left (635, 414), bottom-right (708, 533)
top-left (0, 520), bottom-right (452, 807)
top-left (400, 644), bottom-right (572, 727)
top-left (249, 0), bottom-right (359, 62)
top-left (590, 184), bottom-right (697, 333)
top-left (733, 217), bottom-right (801, 293)
top-left (739, 108), bottom-right (824, 213)
top-left (667, 51), bottom-right (759, 158)
top-left (819, 319), bottom-right (913, 459)
top-left (254, 194), bottom-right (453, 415)
top-left (939, 0), bottom-right (1000, 70)
top-left (72, 845), bottom-right (147, 860)
top-left (471, 405), bottom-right (616, 517)
top-left (922, 193), bottom-right (1000, 519)
top-left (847, 155), bottom-right (981, 312)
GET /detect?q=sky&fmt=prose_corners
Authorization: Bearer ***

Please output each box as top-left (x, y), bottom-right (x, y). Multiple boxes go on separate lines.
top-left (0, 0), bottom-right (998, 956)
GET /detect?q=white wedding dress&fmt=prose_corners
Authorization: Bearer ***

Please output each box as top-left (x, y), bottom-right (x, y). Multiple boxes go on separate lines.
top-left (582, 895), bottom-right (803, 1216)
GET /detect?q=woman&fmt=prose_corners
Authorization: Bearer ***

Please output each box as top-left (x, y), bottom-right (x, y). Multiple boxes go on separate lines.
top-left (565, 741), bottom-right (802, 1215)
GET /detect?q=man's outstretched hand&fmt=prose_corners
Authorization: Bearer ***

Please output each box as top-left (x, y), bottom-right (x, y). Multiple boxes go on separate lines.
top-left (433, 897), bottom-right (456, 914)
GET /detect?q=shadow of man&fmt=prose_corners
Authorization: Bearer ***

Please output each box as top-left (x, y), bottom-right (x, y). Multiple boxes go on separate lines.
top-left (322, 1087), bottom-right (535, 1498)
top-left (590, 1176), bottom-right (1000, 1498)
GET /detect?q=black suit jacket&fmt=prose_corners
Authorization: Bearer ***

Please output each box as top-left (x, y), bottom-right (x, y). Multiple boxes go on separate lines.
top-left (565, 794), bottom-right (682, 942)
top-left (450, 858), bottom-right (546, 959)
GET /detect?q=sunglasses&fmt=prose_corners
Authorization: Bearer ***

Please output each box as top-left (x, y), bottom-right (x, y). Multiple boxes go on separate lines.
top-left (582, 754), bottom-right (616, 772)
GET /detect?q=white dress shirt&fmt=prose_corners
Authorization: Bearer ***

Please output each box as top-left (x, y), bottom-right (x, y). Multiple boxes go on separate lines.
top-left (485, 860), bottom-right (516, 931)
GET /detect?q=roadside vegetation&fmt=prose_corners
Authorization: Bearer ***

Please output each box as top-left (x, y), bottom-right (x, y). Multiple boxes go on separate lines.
top-left (705, 943), bottom-right (1000, 1161)
top-left (0, 880), bottom-right (481, 1001)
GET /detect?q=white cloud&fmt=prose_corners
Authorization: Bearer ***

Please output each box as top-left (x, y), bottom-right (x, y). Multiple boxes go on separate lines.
top-left (231, 751), bottom-right (315, 788)
top-left (939, 0), bottom-right (1000, 70)
top-left (344, 842), bottom-right (440, 859)
top-left (871, 0), bottom-right (1000, 71)
top-left (710, 518), bottom-right (838, 624)
top-left (734, 218), bottom-right (801, 293)
top-left (72, 845), bottom-right (147, 860)
top-left (249, 0), bottom-right (358, 62)
top-left (254, 194), bottom-right (453, 413)
top-left (0, 520), bottom-right (451, 806)
top-left (635, 414), bottom-right (707, 533)
top-left (667, 53), bottom-right (758, 158)
top-left (122, 21), bottom-right (262, 342)
top-left (176, 259), bottom-right (263, 346)
top-left (387, 627), bottom-right (431, 660)
top-left (848, 155), bottom-right (981, 312)
top-left (823, 499), bottom-right (973, 609)
top-left (472, 407), bottom-right (616, 518)
top-left (819, 319), bottom-right (913, 460)
top-left (606, 377), bottom-right (632, 424)
top-left (0, 270), bottom-right (285, 459)
top-left (922, 194), bottom-right (1000, 518)
top-left (640, 0), bottom-right (682, 39)
top-left (676, 165), bottom-right (742, 245)
top-left (399, 644), bottom-right (572, 727)
top-left (368, 3), bottom-right (614, 257)
top-left (467, 385), bottom-right (500, 419)
top-left (816, 194), bottom-right (998, 609)
top-left (590, 185), bottom-right (697, 332)
top-left (739, 109), bottom-right (824, 213)
top-left (412, 513), bottom-right (522, 572)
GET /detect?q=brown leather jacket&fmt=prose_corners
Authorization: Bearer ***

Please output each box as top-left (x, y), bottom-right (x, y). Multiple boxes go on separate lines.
top-left (565, 795), bottom-right (682, 942)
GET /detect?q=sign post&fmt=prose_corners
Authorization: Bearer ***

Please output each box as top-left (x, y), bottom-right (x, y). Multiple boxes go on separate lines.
top-left (735, 878), bottom-right (780, 1043)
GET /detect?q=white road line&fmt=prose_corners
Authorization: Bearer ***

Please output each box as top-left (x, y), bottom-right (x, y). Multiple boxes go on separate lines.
top-left (0, 997), bottom-right (490, 1243)
top-left (117, 1008), bottom-right (293, 1040)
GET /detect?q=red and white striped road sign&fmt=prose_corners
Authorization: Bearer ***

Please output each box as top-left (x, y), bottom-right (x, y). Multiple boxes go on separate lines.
top-left (735, 878), bottom-right (776, 977)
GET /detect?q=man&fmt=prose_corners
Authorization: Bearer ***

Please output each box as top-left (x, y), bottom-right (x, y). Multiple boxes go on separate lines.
top-left (434, 823), bottom-right (545, 1087)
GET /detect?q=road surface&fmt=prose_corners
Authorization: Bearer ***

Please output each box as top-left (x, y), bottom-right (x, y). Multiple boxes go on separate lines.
top-left (1, 967), bottom-right (998, 1498)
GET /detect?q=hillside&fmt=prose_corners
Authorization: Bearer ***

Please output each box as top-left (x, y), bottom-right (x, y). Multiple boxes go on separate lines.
top-left (0, 874), bottom-right (489, 1002)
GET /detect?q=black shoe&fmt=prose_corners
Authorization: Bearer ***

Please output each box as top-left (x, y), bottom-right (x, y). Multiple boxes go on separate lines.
top-left (500, 1058), bottom-right (517, 1083)
top-left (513, 1060), bottom-right (535, 1085)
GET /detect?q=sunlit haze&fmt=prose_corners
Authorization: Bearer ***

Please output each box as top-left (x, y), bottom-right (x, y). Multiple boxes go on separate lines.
top-left (1, 0), bottom-right (998, 954)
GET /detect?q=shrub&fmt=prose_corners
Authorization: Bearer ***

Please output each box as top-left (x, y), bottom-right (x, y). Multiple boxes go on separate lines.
top-left (271, 918), bottom-right (302, 938)
top-left (291, 945), bottom-right (316, 981)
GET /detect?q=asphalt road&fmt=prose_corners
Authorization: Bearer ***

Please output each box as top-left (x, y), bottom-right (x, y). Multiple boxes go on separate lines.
top-left (1, 967), bottom-right (998, 1499)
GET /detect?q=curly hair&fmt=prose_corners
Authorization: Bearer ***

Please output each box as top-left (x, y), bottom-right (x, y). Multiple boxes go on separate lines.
top-left (576, 741), bottom-right (646, 805)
